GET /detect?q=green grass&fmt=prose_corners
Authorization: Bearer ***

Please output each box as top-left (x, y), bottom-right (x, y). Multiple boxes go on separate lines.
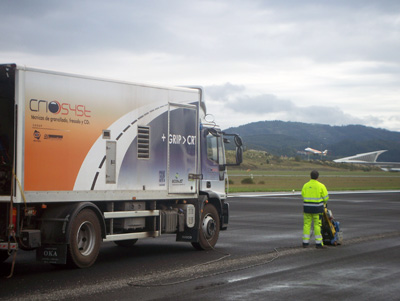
top-left (226, 150), bottom-right (400, 192)
top-left (227, 174), bottom-right (400, 192)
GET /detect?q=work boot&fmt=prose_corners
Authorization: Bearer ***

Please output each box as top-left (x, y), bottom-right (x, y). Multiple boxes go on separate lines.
top-left (302, 243), bottom-right (309, 248)
top-left (316, 244), bottom-right (327, 249)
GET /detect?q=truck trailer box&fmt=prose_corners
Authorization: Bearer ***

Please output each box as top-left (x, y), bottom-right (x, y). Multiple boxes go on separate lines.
top-left (1, 64), bottom-right (200, 203)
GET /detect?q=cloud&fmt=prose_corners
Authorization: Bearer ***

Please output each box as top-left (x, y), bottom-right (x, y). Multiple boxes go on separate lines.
top-left (1, 1), bottom-right (399, 131)
top-left (230, 94), bottom-right (296, 113)
top-left (288, 105), bottom-right (365, 126)
top-left (204, 83), bottom-right (246, 101)
top-left (205, 83), bottom-right (376, 127)
top-left (3, 0), bottom-right (399, 64)
top-left (0, 1), bottom-right (177, 55)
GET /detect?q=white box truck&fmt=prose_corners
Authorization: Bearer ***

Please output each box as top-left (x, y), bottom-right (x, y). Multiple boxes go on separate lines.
top-left (0, 64), bottom-right (242, 268)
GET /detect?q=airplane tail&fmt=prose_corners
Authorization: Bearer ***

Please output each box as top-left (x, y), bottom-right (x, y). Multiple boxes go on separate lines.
top-left (322, 150), bottom-right (328, 156)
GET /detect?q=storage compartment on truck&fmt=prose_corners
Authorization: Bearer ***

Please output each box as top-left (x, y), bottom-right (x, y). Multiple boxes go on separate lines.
top-left (113, 202), bottom-right (146, 230)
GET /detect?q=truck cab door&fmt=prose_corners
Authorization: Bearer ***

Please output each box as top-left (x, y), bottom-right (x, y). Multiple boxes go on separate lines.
top-left (200, 128), bottom-right (226, 197)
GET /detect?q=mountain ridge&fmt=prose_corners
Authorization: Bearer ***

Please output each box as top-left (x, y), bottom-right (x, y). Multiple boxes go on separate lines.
top-left (224, 121), bottom-right (400, 162)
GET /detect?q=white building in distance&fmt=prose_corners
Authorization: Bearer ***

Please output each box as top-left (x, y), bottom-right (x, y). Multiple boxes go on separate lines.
top-left (334, 150), bottom-right (400, 171)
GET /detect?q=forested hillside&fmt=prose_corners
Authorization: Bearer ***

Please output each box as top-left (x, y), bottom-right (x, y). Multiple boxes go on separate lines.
top-left (224, 121), bottom-right (400, 162)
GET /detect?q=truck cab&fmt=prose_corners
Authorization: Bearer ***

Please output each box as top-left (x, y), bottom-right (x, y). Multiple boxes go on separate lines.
top-left (200, 126), bottom-right (243, 199)
top-left (199, 125), bottom-right (243, 233)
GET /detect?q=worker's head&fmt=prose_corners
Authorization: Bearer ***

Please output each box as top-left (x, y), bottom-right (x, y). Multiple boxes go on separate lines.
top-left (310, 170), bottom-right (319, 180)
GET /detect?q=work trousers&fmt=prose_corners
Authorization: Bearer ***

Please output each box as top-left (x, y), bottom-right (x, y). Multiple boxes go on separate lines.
top-left (303, 213), bottom-right (323, 245)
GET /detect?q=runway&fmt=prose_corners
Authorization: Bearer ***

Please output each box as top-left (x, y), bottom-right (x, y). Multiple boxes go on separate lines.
top-left (1, 191), bottom-right (399, 300)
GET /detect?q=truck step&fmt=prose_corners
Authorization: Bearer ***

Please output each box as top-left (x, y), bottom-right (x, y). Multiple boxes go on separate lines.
top-left (104, 231), bottom-right (161, 242)
top-left (104, 210), bottom-right (160, 219)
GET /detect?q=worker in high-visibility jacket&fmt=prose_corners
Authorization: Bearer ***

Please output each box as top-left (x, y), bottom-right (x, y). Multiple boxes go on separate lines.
top-left (301, 170), bottom-right (329, 249)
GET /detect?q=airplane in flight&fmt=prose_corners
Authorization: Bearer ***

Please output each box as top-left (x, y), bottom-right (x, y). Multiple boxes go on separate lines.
top-left (305, 147), bottom-right (328, 156)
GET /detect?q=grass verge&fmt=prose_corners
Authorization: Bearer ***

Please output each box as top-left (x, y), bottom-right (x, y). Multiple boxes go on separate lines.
top-left (227, 173), bottom-right (400, 192)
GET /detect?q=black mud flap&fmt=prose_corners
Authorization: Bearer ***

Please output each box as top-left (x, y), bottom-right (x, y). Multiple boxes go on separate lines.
top-left (36, 244), bottom-right (67, 264)
top-left (176, 227), bottom-right (199, 242)
top-left (221, 202), bottom-right (229, 230)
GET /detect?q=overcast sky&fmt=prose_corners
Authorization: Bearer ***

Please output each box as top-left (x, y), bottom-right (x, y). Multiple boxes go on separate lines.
top-left (1, 0), bottom-right (400, 131)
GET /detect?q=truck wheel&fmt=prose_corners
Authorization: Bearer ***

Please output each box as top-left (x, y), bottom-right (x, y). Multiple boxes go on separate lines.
top-left (67, 209), bottom-right (101, 268)
top-left (191, 204), bottom-right (220, 250)
top-left (0, 250), bottom-right (9, 263)
top-left (114, 239), bottom-right (138, 247)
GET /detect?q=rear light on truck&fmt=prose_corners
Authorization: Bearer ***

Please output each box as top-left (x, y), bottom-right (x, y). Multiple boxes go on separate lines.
top-left (24, 207), bottom-right (37, 217)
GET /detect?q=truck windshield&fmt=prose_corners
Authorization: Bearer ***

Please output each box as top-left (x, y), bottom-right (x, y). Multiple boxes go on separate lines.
top-left (205, 130), bottom-right (225, 166)
top-left (206, 133), bottom-right (218, 163)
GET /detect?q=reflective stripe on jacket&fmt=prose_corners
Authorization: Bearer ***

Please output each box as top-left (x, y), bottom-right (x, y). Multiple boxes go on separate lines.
top-left (301, 179), bottom-right (329, 213)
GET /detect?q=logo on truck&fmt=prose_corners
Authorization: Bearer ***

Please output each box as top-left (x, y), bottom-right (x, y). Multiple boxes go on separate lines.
top-left (172, 172), bottom-right (184, 184)
top-left (33, 130), bottom-right (41, 140)
top-left (29, 99), bottom-right (91, 117)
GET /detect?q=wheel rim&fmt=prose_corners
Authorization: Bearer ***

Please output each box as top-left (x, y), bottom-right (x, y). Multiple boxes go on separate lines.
top-left (76, 221), bottom-right (96, 256)
top-left (202, 214), bottom-right (216, 239)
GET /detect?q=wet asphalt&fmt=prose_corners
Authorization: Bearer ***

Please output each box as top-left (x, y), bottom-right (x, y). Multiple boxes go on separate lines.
top-left (1, 191), bottom-right (399, 300)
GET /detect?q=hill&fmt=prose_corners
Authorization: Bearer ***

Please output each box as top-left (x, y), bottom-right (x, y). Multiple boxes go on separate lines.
top-left (224, 121), bottom-right (400, 162)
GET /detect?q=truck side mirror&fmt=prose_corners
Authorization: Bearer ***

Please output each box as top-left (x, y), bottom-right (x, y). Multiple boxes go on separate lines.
top-left (234, 135), bottom-right (243, 147)
top-left (236, 145), bottom-right (243, 165)
top-left (222, 132), bottom-right (243, 167)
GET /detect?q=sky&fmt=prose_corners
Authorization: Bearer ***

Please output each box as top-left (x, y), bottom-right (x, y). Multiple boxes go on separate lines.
top-left (1, 0), bottom-right (400, 132)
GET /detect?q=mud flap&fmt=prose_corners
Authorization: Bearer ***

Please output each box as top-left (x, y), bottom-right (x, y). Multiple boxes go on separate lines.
top-left (36, 244), bottom-right (67, 264)
top-left (221, 202), bottom-right (229, 230)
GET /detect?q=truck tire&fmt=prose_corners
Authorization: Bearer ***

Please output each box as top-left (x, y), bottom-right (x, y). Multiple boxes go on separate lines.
top-left (191, 204), bottom-right (220, 250)
top-left (0, 250), bottom-right (9, 263)
top-left (67, 209), bottom-right (101, 268)
top-left (114, 239), bottom-right (138, 247)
